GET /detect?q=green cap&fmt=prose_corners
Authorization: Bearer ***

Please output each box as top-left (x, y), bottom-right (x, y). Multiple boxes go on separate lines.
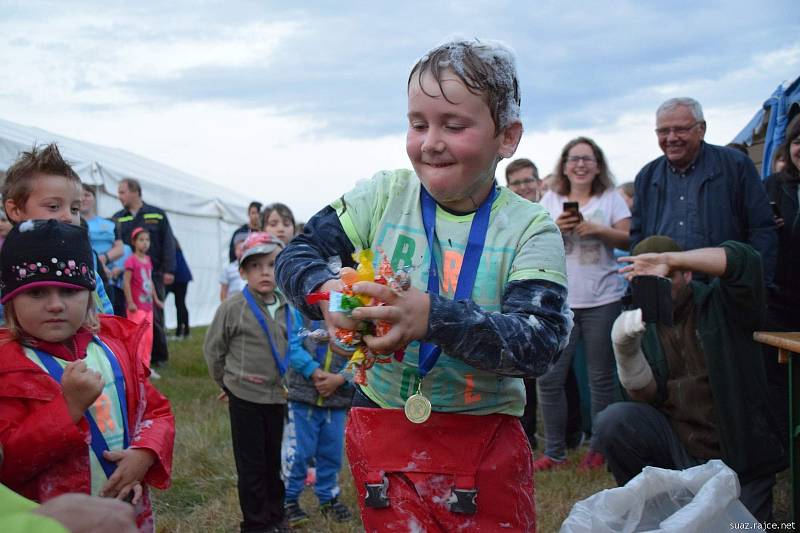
top-left (632, 235), bottom-right (683, 256)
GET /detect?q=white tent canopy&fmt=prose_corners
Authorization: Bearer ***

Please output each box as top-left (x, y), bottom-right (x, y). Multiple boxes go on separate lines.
top-left (0, 117), bottom-right (250, 328)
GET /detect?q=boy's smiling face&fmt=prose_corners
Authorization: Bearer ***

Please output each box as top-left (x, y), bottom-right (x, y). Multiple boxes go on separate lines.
top-left (406, 68), bottom-right (521, 212)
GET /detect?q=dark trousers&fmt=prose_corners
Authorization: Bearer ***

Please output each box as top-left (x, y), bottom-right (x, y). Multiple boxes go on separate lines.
top-left (520, 369), bottom-right (582, 450)
top-left (228, 392), bottom-right (286, 532)
top-left (166, 281), bottom-right (190, 337)
top-left (594, 402), bottom-right (776, 522)
top-left (151, 273), bottom-right (169, 366)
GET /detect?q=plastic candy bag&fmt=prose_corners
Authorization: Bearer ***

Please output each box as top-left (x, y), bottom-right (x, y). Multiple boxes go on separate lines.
top-left (560, 460), bottom-right (758, 533)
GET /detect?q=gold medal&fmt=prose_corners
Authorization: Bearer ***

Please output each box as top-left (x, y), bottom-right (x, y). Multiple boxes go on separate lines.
top-left (404, 381), bottom-right (432, 424)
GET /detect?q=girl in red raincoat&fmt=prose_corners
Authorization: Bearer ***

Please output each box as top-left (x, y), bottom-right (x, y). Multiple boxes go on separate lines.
top-left (0, 220), bottom-right (175, 532)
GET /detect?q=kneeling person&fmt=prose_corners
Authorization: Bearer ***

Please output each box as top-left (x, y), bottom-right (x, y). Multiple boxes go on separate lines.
top-left (594, 237), bottom-right (786, 522)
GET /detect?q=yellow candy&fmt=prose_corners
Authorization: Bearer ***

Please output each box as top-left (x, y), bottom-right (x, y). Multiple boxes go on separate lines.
top-left (352, 249), bottom-right (375, 305)
top-left (348, 347), bottom-right (366, 366)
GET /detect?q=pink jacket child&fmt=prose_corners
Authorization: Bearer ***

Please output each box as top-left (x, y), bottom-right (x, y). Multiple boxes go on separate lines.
top-left (123, 226), bottom-right (162, 368)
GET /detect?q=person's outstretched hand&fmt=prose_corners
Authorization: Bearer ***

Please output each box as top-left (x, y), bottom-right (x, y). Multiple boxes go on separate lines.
top-left (618, 253), bottom-right (670, 280)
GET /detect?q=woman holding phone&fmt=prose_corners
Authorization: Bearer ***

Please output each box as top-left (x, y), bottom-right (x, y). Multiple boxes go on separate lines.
top-left (537, 136), bottom-right (631, 472)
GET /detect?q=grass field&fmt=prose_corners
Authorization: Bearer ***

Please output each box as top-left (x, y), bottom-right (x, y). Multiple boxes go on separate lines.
top-left (152, 327), bottom-right (789, 532)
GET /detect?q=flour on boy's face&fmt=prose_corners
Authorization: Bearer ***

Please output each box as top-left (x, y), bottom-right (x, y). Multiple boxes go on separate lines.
top-left (406, 69), bottom-right (505, 212)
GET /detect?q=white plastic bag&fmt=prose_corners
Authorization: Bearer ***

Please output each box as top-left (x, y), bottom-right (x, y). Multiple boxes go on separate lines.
top-left (560, 460), bottom-right (758, 532)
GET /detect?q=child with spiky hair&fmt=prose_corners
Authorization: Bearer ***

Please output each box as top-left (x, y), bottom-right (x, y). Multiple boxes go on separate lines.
top-left (2, 144), bottom-right (114, 314)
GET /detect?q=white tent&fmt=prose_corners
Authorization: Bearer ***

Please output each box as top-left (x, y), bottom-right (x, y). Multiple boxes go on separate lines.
top-left (0, 117), bottom-right (250, 328)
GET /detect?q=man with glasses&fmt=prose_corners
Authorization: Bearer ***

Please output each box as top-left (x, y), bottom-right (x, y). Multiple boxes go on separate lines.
top-left (630, 97), bottom-right (776, 283)
top-left (505, 158), bottom-right (543, 202)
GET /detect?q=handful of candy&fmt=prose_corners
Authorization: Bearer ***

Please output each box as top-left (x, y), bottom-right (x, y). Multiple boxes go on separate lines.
top-left (305, 249), bottom-right (411, 385)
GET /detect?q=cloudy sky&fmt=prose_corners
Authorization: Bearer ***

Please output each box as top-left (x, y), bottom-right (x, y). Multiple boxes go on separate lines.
top-left (1, 0), bottom-right (798, 221)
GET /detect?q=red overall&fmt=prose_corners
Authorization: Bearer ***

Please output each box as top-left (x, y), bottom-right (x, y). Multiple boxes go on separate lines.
top-left (346, 407), bottom-right (536, 532)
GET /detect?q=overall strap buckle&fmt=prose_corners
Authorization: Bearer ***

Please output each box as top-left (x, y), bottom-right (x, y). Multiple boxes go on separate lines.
top-left (364, 472), bottom-right (390, 508)
top-left (447, 475), bottom-right (478, 514)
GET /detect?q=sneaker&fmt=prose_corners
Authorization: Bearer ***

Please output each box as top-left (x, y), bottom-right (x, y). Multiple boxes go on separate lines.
top-left (532, 454), bottom-right (569, 472)
top-left (577, 449), bottom-right (605, 472)
top-left (284, 501), bottom-right (309, 528)
top-left (149, 368), bottom-right (161, 380)
top-left (319, 497), bottom-right (352, 522)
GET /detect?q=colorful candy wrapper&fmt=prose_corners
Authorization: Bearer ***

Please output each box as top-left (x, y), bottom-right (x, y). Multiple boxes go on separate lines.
top-left (304, 249), bottom-right (411, 384)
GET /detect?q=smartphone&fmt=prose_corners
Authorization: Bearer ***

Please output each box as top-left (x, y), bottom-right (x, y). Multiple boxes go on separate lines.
top-left (563, 201), bottom-right (582, 221)
top-left (631, 275), bottom-right (673, 326)
top-left (770, 201), bottom-right (781, 219)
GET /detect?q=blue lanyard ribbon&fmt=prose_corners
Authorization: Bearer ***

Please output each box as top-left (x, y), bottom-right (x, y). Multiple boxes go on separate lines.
top-left (34, 337), bottom-right (129, 479)
top-left (242, 286), bottom-right (291, 376)
top-left (417, 182), bottom-right (496, 377)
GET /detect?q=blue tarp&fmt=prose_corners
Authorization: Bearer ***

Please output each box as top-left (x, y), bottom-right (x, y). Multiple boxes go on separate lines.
top-left (732, 75), bottom-right (800, 178)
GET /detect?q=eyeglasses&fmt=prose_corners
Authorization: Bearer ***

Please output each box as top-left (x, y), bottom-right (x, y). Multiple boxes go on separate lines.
top-left (508, 177), bottom-right (538, 187)
top-left (655, 121), bottom-right (703, 138)
top-left (566, 155), bottom-right (597, 164)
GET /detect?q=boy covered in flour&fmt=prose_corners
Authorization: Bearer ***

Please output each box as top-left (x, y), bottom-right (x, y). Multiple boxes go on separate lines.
top-left (276, 38), bottom-right (571, 531)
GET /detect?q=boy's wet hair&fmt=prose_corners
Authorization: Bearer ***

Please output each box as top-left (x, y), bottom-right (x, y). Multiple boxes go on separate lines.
top-left (1, 144), bottom-right (81, 217)
top-left (408, 38), bottom-right (521, 135)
